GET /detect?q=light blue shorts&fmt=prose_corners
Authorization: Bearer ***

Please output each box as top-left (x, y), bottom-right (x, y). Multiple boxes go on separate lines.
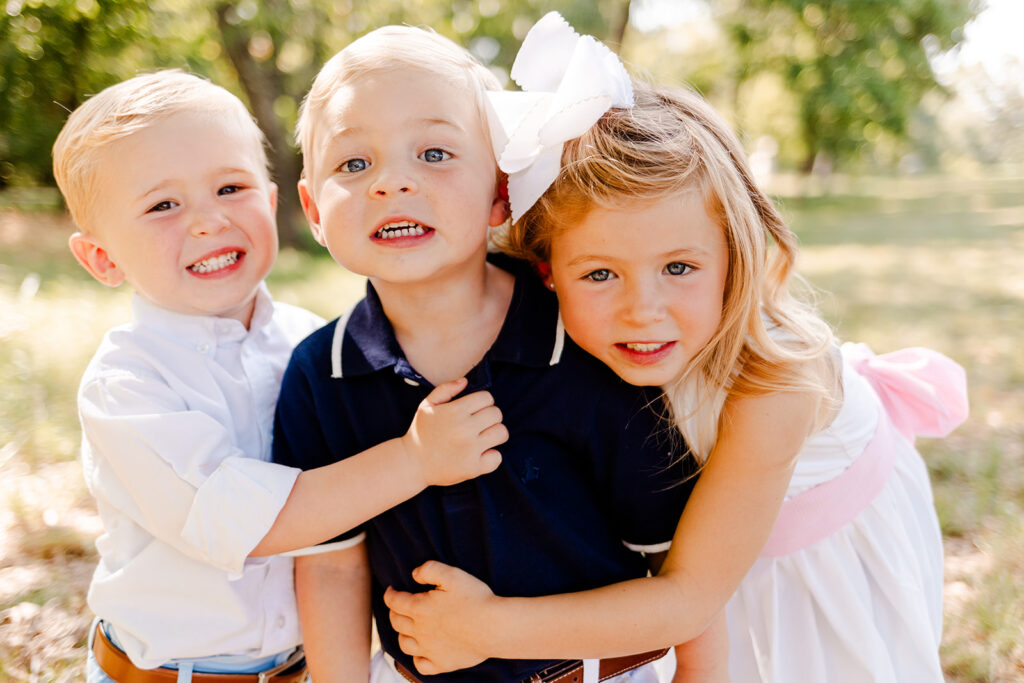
top-left (86, 619), bottom-right (296, 683)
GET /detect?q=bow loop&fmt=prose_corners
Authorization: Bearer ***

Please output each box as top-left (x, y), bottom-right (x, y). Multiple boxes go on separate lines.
top-left (485, 11), bottom-right (634, 222)
top-left (842, 343), bottom-right (968, 441)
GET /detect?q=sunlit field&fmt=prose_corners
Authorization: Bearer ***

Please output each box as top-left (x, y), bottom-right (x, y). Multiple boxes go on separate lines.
top-left (1, 174), bottom-right (1021, 681)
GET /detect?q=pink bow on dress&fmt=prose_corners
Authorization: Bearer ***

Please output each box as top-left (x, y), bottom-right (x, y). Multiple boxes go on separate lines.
top-left (842, 343), bottom-right (969, 441)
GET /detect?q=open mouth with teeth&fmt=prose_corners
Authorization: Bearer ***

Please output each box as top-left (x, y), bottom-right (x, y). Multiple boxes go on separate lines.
top-left (373, 221), bottom-right (433, 240)
top-left (620, 342), bottom-right (671, 353)
top-left (187, 250), bottom-right (242, 274)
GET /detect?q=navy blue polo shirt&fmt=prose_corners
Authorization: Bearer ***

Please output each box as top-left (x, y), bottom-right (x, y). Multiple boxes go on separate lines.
top-left (273, 256), bottom-right (695, 682)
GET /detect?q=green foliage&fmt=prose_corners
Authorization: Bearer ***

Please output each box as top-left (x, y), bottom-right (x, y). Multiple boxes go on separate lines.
top-left (1, 0), bottom-right (149, 186)
top-left (719, 0), bottom-right (978, 170)
top-left (0, 0), bottom-right (980, 201)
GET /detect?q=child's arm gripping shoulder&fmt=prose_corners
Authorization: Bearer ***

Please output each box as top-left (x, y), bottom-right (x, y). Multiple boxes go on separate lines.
top-left (383, 389), bottom-right (818, 671)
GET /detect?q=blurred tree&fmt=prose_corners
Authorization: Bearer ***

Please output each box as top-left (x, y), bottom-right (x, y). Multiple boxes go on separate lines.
top-left (719, 0), bottom-right (978, 171)
top-left (1, 0), bottom-right (630, 246)
top-left (0, 0), bottom-right (161, 187)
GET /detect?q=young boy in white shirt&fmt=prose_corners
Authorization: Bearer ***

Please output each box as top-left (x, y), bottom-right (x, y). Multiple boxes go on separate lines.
top-left (53, 69), bottom-right (507, 683)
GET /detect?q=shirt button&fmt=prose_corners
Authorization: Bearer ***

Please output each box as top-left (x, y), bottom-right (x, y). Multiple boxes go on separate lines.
top-left (403, 378), bottom-right (420, 386)
top-left (276, 616), bottom-right (286, 629)
top-left (196, 343), bottom-right (210, 353)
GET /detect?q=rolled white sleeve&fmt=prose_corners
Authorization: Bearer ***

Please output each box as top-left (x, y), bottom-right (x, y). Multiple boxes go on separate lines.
top-left (79, 373), bottom-right (297, 574)
top-left (183, 456), bottom-right (300, 575)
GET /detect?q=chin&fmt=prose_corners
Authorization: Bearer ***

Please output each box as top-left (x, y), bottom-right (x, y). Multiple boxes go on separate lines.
top-left (605, 363), bottom-right (677, 388)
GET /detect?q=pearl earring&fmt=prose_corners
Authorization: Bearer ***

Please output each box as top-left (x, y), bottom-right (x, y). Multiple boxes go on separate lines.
top-left (547, 281), bottom-right (556, 290)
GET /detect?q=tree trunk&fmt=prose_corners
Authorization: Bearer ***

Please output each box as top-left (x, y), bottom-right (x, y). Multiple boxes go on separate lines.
top-left (214, 3), bottom-right (305, 248)
top-left (609, 0), bottom-right (632, 52)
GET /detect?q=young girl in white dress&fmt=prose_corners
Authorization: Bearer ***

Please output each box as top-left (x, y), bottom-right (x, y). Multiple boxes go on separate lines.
top-left (383, 13), bottom-right (968, 682)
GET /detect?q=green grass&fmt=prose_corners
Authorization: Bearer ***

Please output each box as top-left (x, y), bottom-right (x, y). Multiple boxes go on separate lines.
top-left (1, 172), bottom-right (1022, 680)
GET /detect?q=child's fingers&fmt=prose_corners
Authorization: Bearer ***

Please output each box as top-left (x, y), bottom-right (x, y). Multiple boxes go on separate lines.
top-left (388, 609), bottom-right (416, 636)
top-left (383, 585), bottom-right (414, 614)
top-left (411, 560), bottom-right (459, 589)
top-left (413, 656), bottom-right (440, 676)
top-left (470, 405), bottom-right (504, 432)
top-left (446, 389), bottom-right (495, 412)
top-left (397, 633), bottom-right (420, 657)
top-left (479, 423), bottom-right (509, 449)
top-left (479, 449), bottom-right (503, 473)
top-left (423, 377), bottom-right (468, 406)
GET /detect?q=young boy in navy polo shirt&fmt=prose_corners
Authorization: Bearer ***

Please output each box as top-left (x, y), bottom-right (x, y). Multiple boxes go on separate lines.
top-left (272, 26), bottom-right (696, 682)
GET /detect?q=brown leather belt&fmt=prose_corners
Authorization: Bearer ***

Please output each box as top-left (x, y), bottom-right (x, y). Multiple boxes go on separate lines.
top-left (90, 622), bottom-right (307, 683)
top-left (394, 648), bottom-right (669, 682)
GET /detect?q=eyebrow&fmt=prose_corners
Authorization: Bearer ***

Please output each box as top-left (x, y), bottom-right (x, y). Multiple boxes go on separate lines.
top-left (566, 247), bottom-right (712, 268)
top-left (138, 168), bottom-right (256, 199)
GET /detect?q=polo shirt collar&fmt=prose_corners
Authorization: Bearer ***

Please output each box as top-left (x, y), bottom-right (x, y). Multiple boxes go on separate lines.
top-left (130, 282), bottom-right (274, 347)
top-left (332, 256), bottom-right (565, 381)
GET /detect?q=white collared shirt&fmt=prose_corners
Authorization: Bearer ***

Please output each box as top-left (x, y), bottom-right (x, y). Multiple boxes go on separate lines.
top-left (77, 284), bottom-right (323, 669)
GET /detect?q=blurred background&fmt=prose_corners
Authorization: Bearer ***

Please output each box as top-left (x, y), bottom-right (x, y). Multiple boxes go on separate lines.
top-left (1, 0), bottom-right (1021, 680)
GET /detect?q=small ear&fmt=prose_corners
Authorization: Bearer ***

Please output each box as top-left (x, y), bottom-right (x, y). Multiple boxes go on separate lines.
top-left (68, 232), bottom-right (124, 287)
top-left (488, 194), bottom-right (510, 227)
top-left (297, 179), bottom-right (326, 246)
top-left (267, 182), bottom-right (279, 214)
top-left (535, 261), bottom-right (554, 289)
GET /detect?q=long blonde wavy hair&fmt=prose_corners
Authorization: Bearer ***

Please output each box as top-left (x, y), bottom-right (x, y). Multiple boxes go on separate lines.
top-left (497, 80), bottom-right (838, 463)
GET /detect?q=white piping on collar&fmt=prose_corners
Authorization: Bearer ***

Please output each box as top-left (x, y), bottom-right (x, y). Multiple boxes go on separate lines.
top-left (549, 310), bottom-right (565, 366)
top-left (330, 303), bottom-right (359, 379)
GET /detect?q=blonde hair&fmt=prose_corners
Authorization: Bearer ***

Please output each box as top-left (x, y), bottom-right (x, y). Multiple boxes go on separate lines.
top-left (500, 81), bottom-right (837, 463)
top-left (52, 69), bottom-right (268, 234)
top-left (296, 25), bottom-right (502, 184)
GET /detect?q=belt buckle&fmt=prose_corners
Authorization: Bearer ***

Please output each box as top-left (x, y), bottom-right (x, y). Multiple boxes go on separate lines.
top-left (257, 646), bottom-right (305, 682)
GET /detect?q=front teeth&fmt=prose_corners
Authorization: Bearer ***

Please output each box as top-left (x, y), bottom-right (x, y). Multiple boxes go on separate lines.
top-left (375, 221), bottom-right (427, 239)
top-left (189, 251), bottom-right (239, 273)
top-left (625, 342), bottom-right (667, 353)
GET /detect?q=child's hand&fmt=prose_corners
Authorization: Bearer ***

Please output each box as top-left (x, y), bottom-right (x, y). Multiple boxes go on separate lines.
top-left (383, 561), bottom-right (498, 675)
top-left (400, 378), bottom-right (506, 488)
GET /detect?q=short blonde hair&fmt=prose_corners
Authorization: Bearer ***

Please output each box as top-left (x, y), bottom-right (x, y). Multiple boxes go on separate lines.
top-left (500, 80), bottom-right (836, 462)
top-left (52, 69), bottom-right (269, 234)
top-left (296, 25), bottom-right (502, 184)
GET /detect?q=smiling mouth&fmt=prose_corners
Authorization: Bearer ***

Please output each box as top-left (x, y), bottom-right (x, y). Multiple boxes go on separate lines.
top-left (374, 221), bottom-right (432, 240)
top-left (188, 251), bottom-right (240, 273)
top-left (621, 342), bottom-right (671, 353)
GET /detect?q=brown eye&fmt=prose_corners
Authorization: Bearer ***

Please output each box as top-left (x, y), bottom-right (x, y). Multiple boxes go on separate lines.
top-left (147, 200), bottom-right (176, 213)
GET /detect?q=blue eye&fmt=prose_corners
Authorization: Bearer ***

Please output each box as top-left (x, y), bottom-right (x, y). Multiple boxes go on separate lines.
top-left (665, 262), bottom-right (691, 276)
top-left (340, 158), bottom-right (368, 173)
top-left (420, 148), bottom-right (450, 163)
top-left (218, 184), bottom-right (242, 195)
top-left (147, 200), bottom-right (177, 213)
top-left (584, 269), bottom-right (614, 282)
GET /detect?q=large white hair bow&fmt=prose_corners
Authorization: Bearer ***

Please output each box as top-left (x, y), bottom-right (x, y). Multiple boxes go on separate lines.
top-left (486, 12), bottom-right (634, 222)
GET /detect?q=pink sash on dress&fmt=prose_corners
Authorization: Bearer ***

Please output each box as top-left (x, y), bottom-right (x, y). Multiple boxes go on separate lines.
top-left (759, 345), bottom-right (968, 558)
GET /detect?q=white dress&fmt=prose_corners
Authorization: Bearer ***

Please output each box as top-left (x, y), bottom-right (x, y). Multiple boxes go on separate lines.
top-left (724, 347), bottom-right (950, 682)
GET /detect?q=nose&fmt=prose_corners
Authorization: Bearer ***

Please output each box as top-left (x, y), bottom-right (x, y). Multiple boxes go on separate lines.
top-left (369, 163), bottom-right (418, 197)
top-left (189, 204), bottom-right (230, 238)
top-left (622, 277), bottom-right (667, 326)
